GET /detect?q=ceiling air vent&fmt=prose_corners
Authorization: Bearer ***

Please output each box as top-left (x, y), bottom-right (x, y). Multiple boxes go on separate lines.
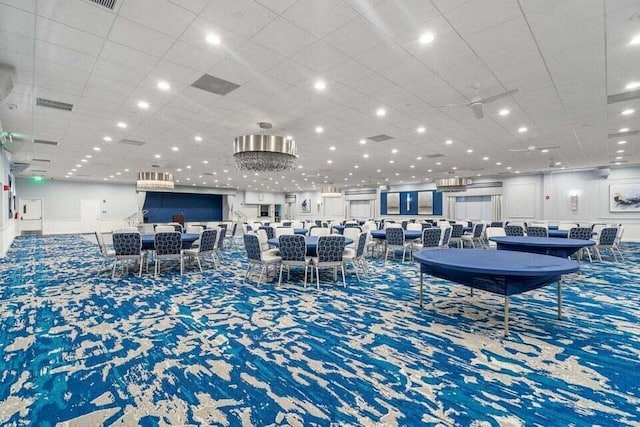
top-left (32, 158), bottom-right (51, 163)
top-left (36, 97), bottom-right (73, 111)
top-left (435, 177), bottom-right (472, 192)
top-left (425, 153), bottom-right (445, 159)
top-left (607, 89), bottom-right (640, 104)
top-left (608, 130), bottom-right (639, 138)
top-left (367, 134), bottom-right (393, 142)
top-left (85, 0), bottom-right (117, 10)
top-left (203, 172), bottom-right (216, 176)
top-left (151, 164), bottom-right (161, 168)
top-left (191, 74), bottom-right (240, 96)
top-left (119, 138), bottom-right (146, 146)
top-left (31, 169), bottom-right (47, 173)
top-left (33, 139), bottom-right (59, 146)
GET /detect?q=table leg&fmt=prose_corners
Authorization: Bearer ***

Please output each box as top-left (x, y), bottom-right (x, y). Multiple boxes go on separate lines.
top-left (504, 295), bottom-right (509, 336)
top-left (557, 279), bottom-right (562, 320)
top-left (419, 272), bottom-right (424, 308)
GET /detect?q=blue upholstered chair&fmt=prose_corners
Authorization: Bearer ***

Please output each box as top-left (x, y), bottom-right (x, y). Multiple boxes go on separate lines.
top-left (385, 227), bottom-right (412, 262)
top-left (504, 224), bottom-right (525, 237)
top-left (278, 234), bottom-right (310, 287)
top-left (184, 229), bottom-right (217, 273)
top-left (112, 231), bottom-right (146, 279)
top-left (243, 233), bottom-right (281, 284)
top-left (413, 227), bottom-right (442, 252)
top-left (448, 223), bottom-right (465, 248)
top-left (311, 235), bottom-right (346, 289)
top-left (343, 231), bottom-right (369, 280)
top-left (569, 227), bottom-right (594, 262)
top-left (154, 231), bottom-right (183, 276)
top-left (526, 225), bottom-right (548, 238)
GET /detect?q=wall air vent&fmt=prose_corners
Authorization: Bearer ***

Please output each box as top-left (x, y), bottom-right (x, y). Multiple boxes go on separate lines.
top-left (119, 138), bottom-right (146, 146)
top-left (85, 0), bottom-right (117, 10)
top-left (367, 134), bottom-right (394, 142)
top-left (191, 74), bottom-right (240, 96)
top-left (31, 169), bottom-right (47, 173)
top-left (33, 139), bottom-right (59, 146)
top-left (425, 153), bottom-right (445, 159)
top-left (435, 177), bottom-right (472, 192)
top-left (35, 97), bottom-right (73, 111)
top-left (203, 172), bottom-right (216, 176)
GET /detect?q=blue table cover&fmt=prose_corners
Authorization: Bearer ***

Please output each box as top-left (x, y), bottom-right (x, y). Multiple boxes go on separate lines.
top-left (413, 249), bottom-right (579, 296)
top-left (141, 233), bottom-right (200, 250)
top-left (490, 236), bottom-right (594, 258)
top-left (332, 225), bottom-right (345, 234)
top-left (370, 229), bottom-right (422, 240)
top-left (293, 228), bottom-right (308, 235)
top-left (547, 229), bottom-right (568, 238)
top-left (268, 236), bottom-right (353, 256)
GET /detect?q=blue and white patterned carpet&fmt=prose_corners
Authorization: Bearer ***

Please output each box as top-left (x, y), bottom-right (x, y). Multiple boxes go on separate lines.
top-left (0, 234), bottom-right (639, 426)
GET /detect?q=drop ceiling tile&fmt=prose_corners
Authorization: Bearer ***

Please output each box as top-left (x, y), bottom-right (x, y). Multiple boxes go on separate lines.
top-left (291, 40), bottom-right (350, 72)
top-left (148, 60), bottom-right (202, 86)
top-left (253, 17), bottom-right (317, 57)
top-left (118, 0), bottom-right (195, 38)
top-left (82, 86), bottom-right (128, 104)
top-left (323, 59), bottom-right (376, 85)
top-left (227, 40), bottom-right (286, 73)
top-left (283, 0), bottom-right (359, 38)
top-left (36, 0), bottom-right (115, 37)
top-left (0, 3), bottom-right (35, 35)
top-left (178, 16), bottom-right (247, 53)
top-left (323, 16), bottom-right (389, 57)
top-left (263, 60), bottom-right (316, 85)
top-left (93, 58), bottom-right (149, 85)
top-left (164, 41), bottom-right (225, 73)
top-left (341, 0), bottom-right (385, 14)
top-left (200, 0), bottom-right (276, 38)
top-left (445, 0), bottom-right (521, 37)
top-left (0, 49), bottom-right (34, 72)
top-left (35, 40), bottom-right (96, 72)
top-left (356, 42), bottom-right (409, 74)
top-left (35, 17), bottom-right (104, 57)
top-left (362, 0), bottom-right (440, 39)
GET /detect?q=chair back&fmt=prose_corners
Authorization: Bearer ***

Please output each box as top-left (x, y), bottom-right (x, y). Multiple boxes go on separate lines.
top-left (216, 227), bottom-right (227, 249)
top-left (278, 234), bottom-right (306, 262)
top-left (154, 231), bottom-right (181, 256)
top-left (95, 231), bottom-right (107, 254)
top-left (450, 223), bottom-right (464, 238)
top-left (558, 222), bottom-right (578, 231)
top-left (115, 227), bottom-right (138, 233)
top-left (258, 226), bottom-right (275, 239)
top-left (526, 226), bottom-right (548, 237)
top-left (155, 225), bottom-right (175, 233)
top-left (228, 223), bottom-right (237, 237)
top-left (504, 224), bottom-right (524, 236)
top-left (168, 222), bottom-right (183, 233)
top-left (256, 229), bottom-right (270, 251)
top-left (343, 227), bottom-right (361, 248)
top-left (385, 222), bottom-right (402, 229)
top-left (420, 223), bottom-right (432, 230)
top-left (344, 222), bottom-right (359, 228)
top-left (186, 225), bottom-right (204, 234)
top-left (485, 227), bottom-right (506, 239)
top-left (355, 232), bottom-right (368, 257)
top-left (317, 235), bottom-right (346, 262)
top-left (599, 227), bottom-right (618, 245)
top-left (199, 229), bottom-right (217, 252)
top-left (309, 226), bottom-right (329, 237)
top-left (113, 232), bottom-right (141, 256)
top-left (386, 227), bottom-right (405, 245)
top-left (441, 227), bottom-right (452, 246)
top-left (490, 221), bottom-right (503, 228)
top-left (407, 223), bottom-right (422, 231)
top-left (568, 227), bottom-right (592, 240)
top-left (422, 227), bottom-right (442, 248)
top-left (275, 227), bottom-right (294, 238)
top-left (244, 234), bottom-right (262, 261)
top-left (472, 223), bottom-right (484, 238)
top-left (401, 220), bottom-right (408, 230)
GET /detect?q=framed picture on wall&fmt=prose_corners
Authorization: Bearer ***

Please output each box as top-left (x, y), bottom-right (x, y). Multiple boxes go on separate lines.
top-left (610, 183), bottom-right (640, 211)
top-left (387, 193), bottom-right (400, 214)
top-left (301, 198), bottom-right (311, 213)
top-left (418, 192), bottom-right (433, 215)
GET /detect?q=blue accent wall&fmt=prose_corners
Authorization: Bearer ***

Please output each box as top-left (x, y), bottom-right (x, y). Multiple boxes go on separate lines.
top-left (381, 191), bottom-right (443, 216)
top-left (143, 192), bottom-right (223, 223)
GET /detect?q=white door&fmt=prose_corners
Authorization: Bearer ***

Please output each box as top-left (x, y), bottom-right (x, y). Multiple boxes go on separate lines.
top-left (20, 198), bottom-right (43, 233)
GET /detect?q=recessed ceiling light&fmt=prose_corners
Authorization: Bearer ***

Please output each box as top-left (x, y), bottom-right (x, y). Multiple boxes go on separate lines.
top-left (116, 172), bottom-right (121, 175)
top-left (359, 139), bottom-right (367, 145)
top-left (137, 100), bottom-right (149, 109)
top-left (203, 160), bottom-right (208, 164)
top-left (466, 149), bottom-right (473, 153)
top-left (482, 156), bottom-right (489, 160)
top-left (176, 168), bottom-right (182, 172)
top-left (427, 169), bottom-right (432, 173)
top-left (315, 126), bottom-right (324, 133)
top-left (103, 136), bottom-right (112, 142)
top-left (625, 81), bottom-right (640, 90)
top-left (314, 80), bottom-right (326, 91)
top-left (515, 171), bottom-right (520, 174)
top-left (452, 166), bottom-right (457, 170)
top-left (157, 80), bottom-right (170, 91)
top-left (376, 169), bottom-right (381, 173)
top-left (93, 147), bottom-right (101, 151)
top-left (206, 33), bottom-right (221, 45)
top-left (389, 160), bottom-right (394, 164)
top-left (621, 108), bottom-right (635, 115)
top-left (618, 140), bottom-right (627, 145)
top-left (76, 164), bottom-right (82, 168)
top-left (71, 168), bottom-right (77, 172)
top-left (410, 165), bottom-right (415, 168)
top-left (445, 139), bottom-right (452, 145)
top-left (496, 162), bottom-right (502, 165)
top-left (223, 169), bottom-right (228, 173)
top-left (417, 126), bottom-right (426, 133)
top-left (186, 165), bottom-right (191, 169)
top-left (354, 165), bottom-right (359, 169)
top-left (416, 156), bottom-right (422, 160)
top-left (555, 161), bottom-right (562, 165)
top-left (419, 33), bottom-right (435, 44)
top-left (518, 126), bottom-right (528, 133)
top-left (395, 172), bottom-right (400, 176)
top-left (376, 108), bottom-right (386, 117)
top-left (327, 160), bottom-right (333, 164)
top-left (391, 148), bottom-right (398, 154)
top-left (85, 155), bottom-right (92, 158)
top-left (103, 178), bottom-right (108, 181)
top-left (506, 166), bottom-right (512, 170)
top-left (498, 109), bottom-right (510, 116)
top-left (154, 154), bottom-right (161, 158)
top-left (615, 156), bottom-right (623, 160)
top-left (329, 146), bottom-right (336, 151)
top-left (124, 169), bottom-right (129, 172)
top-left (81, 159), bottom-right (87, 163)
top-left (617, 149), bottom-right (625, 153)
top-left (285, 135), bottom-right (293, 140)
top-left (194, 135), bottom-right (203, 142)
top-left (109, 175), bottom-right (114, 179)
top-left (172, 146), bottom-right (179, 151)
top-left (436, 162), bottom-right (442, 166)
top-left (631, 34), bottom-right (640, 45)
top-left (619, 128), bottom-right (630, 132)
top-left (363, 153), bottom-right (369, 158)
top-left (540, 149), bottom-right (549, 153)
top-left (117, 122), bottom-right (127, 128)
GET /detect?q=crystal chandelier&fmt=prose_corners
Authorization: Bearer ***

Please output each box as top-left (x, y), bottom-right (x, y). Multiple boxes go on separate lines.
top-left (233, 134), bottom-right (297, 172)
top-left (136, 172), bottom-right (174, 190)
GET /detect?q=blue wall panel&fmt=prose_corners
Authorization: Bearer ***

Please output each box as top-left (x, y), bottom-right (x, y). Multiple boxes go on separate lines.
top-left (144, 192), bottom-right (223, 223)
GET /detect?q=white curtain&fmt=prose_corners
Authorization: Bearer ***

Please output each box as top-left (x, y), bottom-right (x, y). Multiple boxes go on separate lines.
top-left (491, 194), bottom-right (502, 221)
top-left (446, 196), bottom-right (456, 219)
top-left (227, 194), bottom-right (236, 220)
top-left (136, 191), bottom-right (147, 223)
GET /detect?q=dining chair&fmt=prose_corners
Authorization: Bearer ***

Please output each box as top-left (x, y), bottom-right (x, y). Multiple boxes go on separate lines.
top-left (439, 226), bottom-right (452, 248)
top-left (277, 234), bottom-right (310, 287)
top-left (154, 231), bottom-right (184, 276)
top-left (461, 223), bottom-right (485, 248)
top-left (413, 227), bottom-right (442, 251)
top-left (484, 227), bottom-right (506, 249)
top-left (593, 227), bottom-right (619, 262)
top-left (183, 228), bottom-right (217, 273)
top-left (112, 231), bottom-right (146, 279)
top-left (385, 227), bottom-right (412, 262)
top-left (309, 226), bottom-right (329, 237)
top-left (526, 225), bottom-right (548, 238)
top-left (504, 224), bottom-right (525, 237)
top-left (448, 223), bottom-right (465, 248)
top-left (311, 235), bottom-right (346, 289)
top-left (155, 225), bottom-right (175, 233)
top-left (95, 231), bottom-right (115, 275)
top-left (243, 233), bottom-right (281, 284)
top-left (568, 227), bottom-right (595, 262)
top-left (343, 227), bottom-right (361, 249)
top-left (213, 226), bottom-right (227, 266)
top-left (406, 223), bottom-right (422, 231)
top-left (275, 227), bottom-right (295, 238)
top-left (342, 231), bottom-right (368, 280)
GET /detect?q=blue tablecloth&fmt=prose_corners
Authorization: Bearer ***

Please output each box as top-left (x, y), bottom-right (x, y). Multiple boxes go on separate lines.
top-left (293, 228), bottom-right (308, 235)
top-left (490, 236), bottom-right (594, 258)
top-left (370, 229), bottom-right (422, 240)
top-left (268, 236), bottom-right (353, 256)
top-left (413, 249), bottom-right (579, 334)
top-left (332, 225), bottom-right (345, 234)
top-left (547, 229), bottom-right (568, 238)
top-left (141, 233), bottom-right (200, 250)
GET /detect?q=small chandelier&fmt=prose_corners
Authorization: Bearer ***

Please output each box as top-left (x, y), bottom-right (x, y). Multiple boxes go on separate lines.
top-left (233, 134), bottom-right (297, 172)
top-left (137, 172), bottom-right (174, 190)
top-left (321, 186), bottom-right (342, 197)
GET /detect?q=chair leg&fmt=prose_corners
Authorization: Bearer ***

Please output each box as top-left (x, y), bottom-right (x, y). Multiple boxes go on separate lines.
top-left (258, 265), bottom-right (265, 284)
top-left (341, 264), bottom-right (346, 286)
top-left (278, 264), bottom-right (284, 286)
top-left (316, 266), bottom-right (320, 289)
top-left (196, 256), bottom-right (203, 273)
top-left (180, 257), bottom-right (183, 275)
top-left (138, 256), bottom-right (143, 277)
top-left (304, 265), bottom-right (308, 287)
top-left (155, 258), bottom-right (159, 277)
top-left (112, 260), bottom-right (117, 279)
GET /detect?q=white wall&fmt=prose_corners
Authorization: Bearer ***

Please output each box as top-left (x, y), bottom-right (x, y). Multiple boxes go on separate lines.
top-left (0, 149), bottom-right (17, 256)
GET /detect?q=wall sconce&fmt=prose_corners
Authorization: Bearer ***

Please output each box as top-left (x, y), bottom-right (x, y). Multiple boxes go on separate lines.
top-left (570, 194), bottom-right (578, 211)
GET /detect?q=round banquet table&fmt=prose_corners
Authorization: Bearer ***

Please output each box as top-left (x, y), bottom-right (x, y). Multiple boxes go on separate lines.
top-left (141, 233), bottom-right (200, 250)
top-left (268, 236), bottom-right (353, 256)
top-left (413, 249), bottom-right (579, 335)
top-left (547, 229), bottom-right (568, 238)
top-left (370, 229), bottom-right (422, 240)
top-left (489, 236), bottom-right (595, 258)
top-left (293, 228), bottom-right (308, 235)
top-left (332, 225), bottom-right (345, 234)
